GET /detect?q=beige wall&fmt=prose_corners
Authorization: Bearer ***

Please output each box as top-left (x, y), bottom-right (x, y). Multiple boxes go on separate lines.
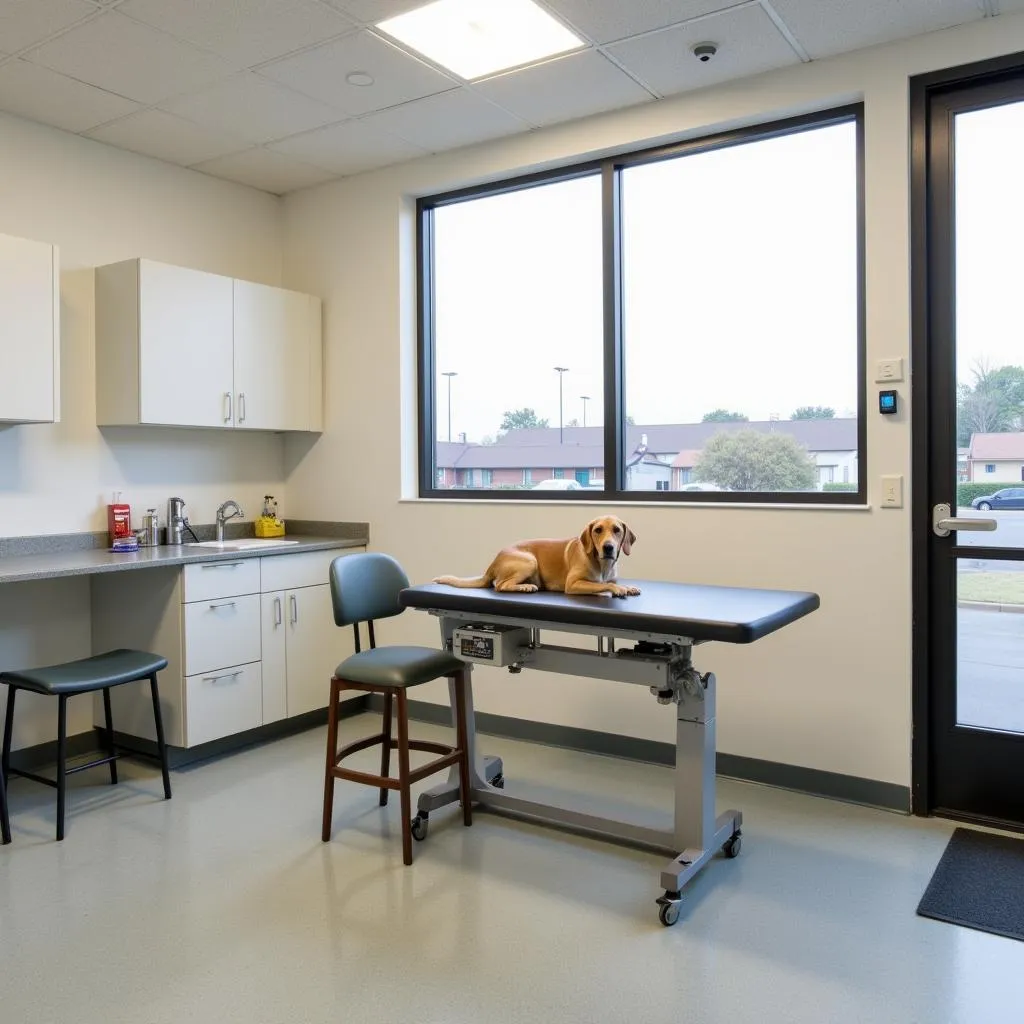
top-left (0, 113), bottom-right (288, 749)
top-left (283, 13), bottom-right (1024, 795)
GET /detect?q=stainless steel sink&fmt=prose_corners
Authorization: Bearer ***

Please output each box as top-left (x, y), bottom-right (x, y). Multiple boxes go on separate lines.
top-left (186, 539), bottom-right (301, 552)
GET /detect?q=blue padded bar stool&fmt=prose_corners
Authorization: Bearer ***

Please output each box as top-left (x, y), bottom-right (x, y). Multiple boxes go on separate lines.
top-left (322, 553), bottom-right (472, 865)
top-left (1, 649), bottom-right (172, 841)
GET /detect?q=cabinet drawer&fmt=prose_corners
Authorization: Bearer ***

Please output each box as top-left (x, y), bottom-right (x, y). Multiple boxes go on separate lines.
top-left (184, 593), bottom-right (261, 675)
top-left (185, 662), bottom-right (262, 747)
top-left (260, 548), bottom-right (360, 593)
top-left (182, 558), bottom-right (261, 603)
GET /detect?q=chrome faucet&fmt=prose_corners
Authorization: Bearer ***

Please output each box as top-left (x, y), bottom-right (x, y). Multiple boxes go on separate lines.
top-left (215, 499), bottom-right (244, 542)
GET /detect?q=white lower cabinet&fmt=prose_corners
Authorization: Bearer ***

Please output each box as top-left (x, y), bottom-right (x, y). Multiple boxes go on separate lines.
top-left (91, 547), bottom-right (362, 749)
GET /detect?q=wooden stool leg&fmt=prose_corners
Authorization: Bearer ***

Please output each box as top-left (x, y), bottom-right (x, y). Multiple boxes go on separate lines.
top-left (148, 675), bottom-right (172, 799)
top-left (453, 671), bottom-right (472, 827)
top-left (102, 687), bottom-right (118, 785)
top-left (0, 758), bottom-right (10, 845)
top-left (322, 678), bottom-right (340, 842)
top-left (56, 695), bottom-right (68, 842)
top-left (396, 688), bottom-right (413, 866)
top-left (379, 691), bottom-right (394, 807)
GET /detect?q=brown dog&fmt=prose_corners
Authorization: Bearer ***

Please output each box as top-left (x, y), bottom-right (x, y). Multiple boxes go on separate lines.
top-left (433, 516), bottom-right (641, 599)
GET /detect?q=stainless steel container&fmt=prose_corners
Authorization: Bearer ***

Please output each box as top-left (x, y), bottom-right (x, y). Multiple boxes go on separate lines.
top-left (167, 497), bottom-right (185, 545)
top-left (142, 508), bottom-right (160, 547)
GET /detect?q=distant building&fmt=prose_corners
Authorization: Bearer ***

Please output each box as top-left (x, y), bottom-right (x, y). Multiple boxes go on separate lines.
top-left (966, 432), bottom-right (1024, 483)
top-left (434, 419), bottom-right (858, 491)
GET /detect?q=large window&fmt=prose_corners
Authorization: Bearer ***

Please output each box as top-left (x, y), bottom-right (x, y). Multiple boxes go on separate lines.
top-left (418, 107), bottom-right (865, 503)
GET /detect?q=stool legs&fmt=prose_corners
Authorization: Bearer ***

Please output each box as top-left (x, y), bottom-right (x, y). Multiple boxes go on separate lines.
top-left (321, 678), bottom-right (340, 842)
top-left (453, 671), bottom-right (472, 828)
top-left (2, 687), bottom-right (14, 783)
top-left (56, 695), bottom-right (67, 841)
top-left (148, 675), bottom-right (172, 800)
top-left (379, 692), bottom-right (393, 807)
top-left (396, 689), bottom-right (413, 866)
top-left (102, 687), bottom-right (118, 785)
top-left (0, 759), bottom-right (9, 845)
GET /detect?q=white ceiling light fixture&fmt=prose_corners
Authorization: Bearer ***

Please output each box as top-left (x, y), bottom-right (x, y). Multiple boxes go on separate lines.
top-left (345, 71), bottom-right (375, 86)
top-left (376, 0), bottom-right (584, 81)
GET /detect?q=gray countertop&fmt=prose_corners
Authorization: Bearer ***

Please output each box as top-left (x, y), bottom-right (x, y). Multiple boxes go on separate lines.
top-left (0, 535), bottom-right (367, 585)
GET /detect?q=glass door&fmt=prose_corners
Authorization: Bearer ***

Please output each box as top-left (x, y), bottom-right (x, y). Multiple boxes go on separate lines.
top-left (923, 71), bottom-right (1024, 824)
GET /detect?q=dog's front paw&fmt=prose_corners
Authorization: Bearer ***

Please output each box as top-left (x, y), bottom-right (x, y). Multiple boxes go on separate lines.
top-left (623, 585), bottom-right (641, 597)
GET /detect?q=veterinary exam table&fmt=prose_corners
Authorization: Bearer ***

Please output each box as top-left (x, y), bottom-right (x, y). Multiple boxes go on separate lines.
top-left (398, 579), bottom-right (819, 926)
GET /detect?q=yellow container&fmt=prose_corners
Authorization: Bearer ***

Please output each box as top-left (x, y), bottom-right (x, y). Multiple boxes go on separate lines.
top-left (254, 517), bottom-right (285, 538)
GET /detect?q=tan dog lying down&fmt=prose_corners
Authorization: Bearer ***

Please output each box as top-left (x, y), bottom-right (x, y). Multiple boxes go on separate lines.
top-left (434, 516), bottom-right (641, 599)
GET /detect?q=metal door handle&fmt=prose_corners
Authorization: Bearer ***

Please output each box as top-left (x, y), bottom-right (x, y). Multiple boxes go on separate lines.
top-left (290, 594), bottom-right (298, 625)
top-left (274, 596), bottom-right (282, 626)
top-left (208, 600), bottom-right (237, 610)
top-left (201, 562), bottom-right (243, 570)
top-left (932, 503), bottom-right (998, 537)
top-left (239, 392), bottom-right (246, 423)
top-left (203, 671), bottom-right (243, 685)
top-left (224, 391), bottom-right (232, 423)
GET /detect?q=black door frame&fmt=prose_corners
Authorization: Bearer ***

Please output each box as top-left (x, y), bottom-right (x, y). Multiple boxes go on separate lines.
top-left (911, 49), bottom-right (1024, 817)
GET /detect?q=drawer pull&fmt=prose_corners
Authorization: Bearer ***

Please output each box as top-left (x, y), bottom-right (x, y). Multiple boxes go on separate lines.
top-left (200, 562), bottom-right (243, 570)
top-left (203, 671), bottom-right (243, 685)
top-left (208, 600), bottom-right (237, 610)
top-left (289, 594), bottom-right (298, 625)
top-left (274, 596), bottom-right (282, 626)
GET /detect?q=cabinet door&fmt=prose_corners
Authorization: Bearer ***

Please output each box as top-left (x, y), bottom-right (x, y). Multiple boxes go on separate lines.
top-left (138, 260), bottom-right (233, 427)
top-left (233, 280), bottom-right (310, 432)
top-left (260, 591), bottom-right (288, 725)
top-left (0, 233), bottom-right (57, 423)
top-left (286, 583), bottom-right (345, 717)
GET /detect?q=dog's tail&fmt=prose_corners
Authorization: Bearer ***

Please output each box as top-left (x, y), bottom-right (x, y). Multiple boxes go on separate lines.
top-left (432, 573), bottom-right (492, 588)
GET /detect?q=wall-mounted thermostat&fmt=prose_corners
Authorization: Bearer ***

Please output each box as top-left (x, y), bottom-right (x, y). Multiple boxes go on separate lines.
top-left (879, 389), bottom-right (898, 415)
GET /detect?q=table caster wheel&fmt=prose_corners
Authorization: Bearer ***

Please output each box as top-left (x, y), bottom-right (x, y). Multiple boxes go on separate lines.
top-left (410, 814), bottom-right (429, 841)
top-left (723, 832), bottom-right (742, 859)
top-left (490, 773), bottom-right (504, 789)
top-left (656, 891), bottom-right (681, 927)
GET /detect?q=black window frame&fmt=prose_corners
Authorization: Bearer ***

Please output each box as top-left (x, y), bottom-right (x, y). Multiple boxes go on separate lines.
top-left (417, 104), bottom-right (867, 504)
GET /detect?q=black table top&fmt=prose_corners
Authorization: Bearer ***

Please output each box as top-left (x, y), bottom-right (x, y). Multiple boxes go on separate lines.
top-left (400, 579), bottom-right (819, 644)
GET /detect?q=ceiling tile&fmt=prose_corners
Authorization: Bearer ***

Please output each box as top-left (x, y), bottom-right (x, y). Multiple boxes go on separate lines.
top-left (320, 0), bottom-right (425, 23)
top-left (0, 57), bottom-right (140, 132)
top-left (545, 0), bottom-right (736, 45)
top-left (269, 117), bottom-right (427, 175)
top-left (361, 88), bottom-right (530, 151)
top-left (258, 28), bottom-right (456, 116)
top-left (769, 0), bottom-right (984, 59)
top-left (161, 72), bottom-right (344, 144)
top-left (87, 108), bottom-right (247, 166)
top-left (117, 0), bottom-right (354, 69)
top-left (0, 0), bottom-right (96, 54)
top-left (25, 11), bottom-right (234, 104)
top-left (474, 49), bottom-right (652, 127)
top-left (192, 147), bottom-right (337, 194)
top-left (606, 4), bottom-right (799, 97)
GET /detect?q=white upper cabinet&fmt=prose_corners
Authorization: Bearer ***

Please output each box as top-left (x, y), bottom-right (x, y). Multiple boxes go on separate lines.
top-left (95, 258), bottom-right (322, 432)
top-left (0, 232), bottom-right (59, 424)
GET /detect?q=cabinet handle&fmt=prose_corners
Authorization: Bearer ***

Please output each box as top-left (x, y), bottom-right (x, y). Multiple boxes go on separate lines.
top-left (239, 392), bottom-right (246, 423)
top-left (289, 594), bottom-right (298, 625)
top-left (200, 562), bottom-right (243, 570)
top-left (208, 600), bottom-right (237, 610)
top-left (224, 391), bottom-right (232, 423)
top-left (203, 670), bottom-right (243, 685)
top-left (274, 596), bottom-right (282, 626)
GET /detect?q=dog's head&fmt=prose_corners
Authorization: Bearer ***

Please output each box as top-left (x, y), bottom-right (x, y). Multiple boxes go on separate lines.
top-left (579, 515), bottom-right (637, 563)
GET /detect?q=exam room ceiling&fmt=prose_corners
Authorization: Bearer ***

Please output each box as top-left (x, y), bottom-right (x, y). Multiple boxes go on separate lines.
top-left (0, 0), bottom-right (1014, 195)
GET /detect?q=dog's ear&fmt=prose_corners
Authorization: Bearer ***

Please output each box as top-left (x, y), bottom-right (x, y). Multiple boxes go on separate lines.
top-left (579, 522), bottom-right (596, 557)
top-left (620, 521), bottom-right (636, 556)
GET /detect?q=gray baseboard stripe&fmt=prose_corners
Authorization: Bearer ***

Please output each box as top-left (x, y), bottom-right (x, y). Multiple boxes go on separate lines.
top-left (367, 695), bottom-right (909, 813)
top-left (7, 732), bottom-right (98, 772)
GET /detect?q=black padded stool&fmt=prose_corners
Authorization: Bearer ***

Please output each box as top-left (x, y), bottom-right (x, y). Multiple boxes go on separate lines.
top-left (322, 553), bottom-right (472, 865)
top-left (0, 649), bottom-right (172, 841)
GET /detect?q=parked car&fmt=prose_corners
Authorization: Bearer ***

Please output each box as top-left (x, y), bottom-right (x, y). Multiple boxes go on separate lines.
top-left (971, 487), bottom-right (1024, 510)
top-left (532, 479), bottom-right (582, 490)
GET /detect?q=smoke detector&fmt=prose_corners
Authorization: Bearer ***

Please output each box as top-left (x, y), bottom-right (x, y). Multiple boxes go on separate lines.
top-left (692, 42), bottom-right (718, 62)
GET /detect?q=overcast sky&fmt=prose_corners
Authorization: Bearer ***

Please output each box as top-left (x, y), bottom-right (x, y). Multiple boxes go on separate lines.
top-left (955, 99), bottom-right (1024, 390)
top-left (432, 121), bottom-right (859, 444)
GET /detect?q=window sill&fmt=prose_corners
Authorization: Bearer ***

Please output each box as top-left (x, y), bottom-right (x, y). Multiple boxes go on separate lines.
top-left (402, 497), bottom-right (873, 511)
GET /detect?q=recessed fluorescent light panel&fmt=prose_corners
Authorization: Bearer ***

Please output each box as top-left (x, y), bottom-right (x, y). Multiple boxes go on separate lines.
top-left (376, 0), bottom-right (584, 81)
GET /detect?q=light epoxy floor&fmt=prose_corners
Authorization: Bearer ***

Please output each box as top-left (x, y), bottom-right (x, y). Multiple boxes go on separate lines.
top-left (2, 715), bottom-right (1022, 1024)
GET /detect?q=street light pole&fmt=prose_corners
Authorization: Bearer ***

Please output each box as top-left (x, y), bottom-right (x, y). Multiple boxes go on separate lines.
top-left (554, 366), bottom-right (568, 444)
top-left (580, 395), bottom-right (590, 428)
top-left (442, 371), bottom-right (457, 442)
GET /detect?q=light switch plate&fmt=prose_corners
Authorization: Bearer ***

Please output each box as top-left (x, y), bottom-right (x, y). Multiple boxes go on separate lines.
top-left (875, 358), bottom-right (904, 383)
top-left (881, 474), bottom-right (903, 508)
